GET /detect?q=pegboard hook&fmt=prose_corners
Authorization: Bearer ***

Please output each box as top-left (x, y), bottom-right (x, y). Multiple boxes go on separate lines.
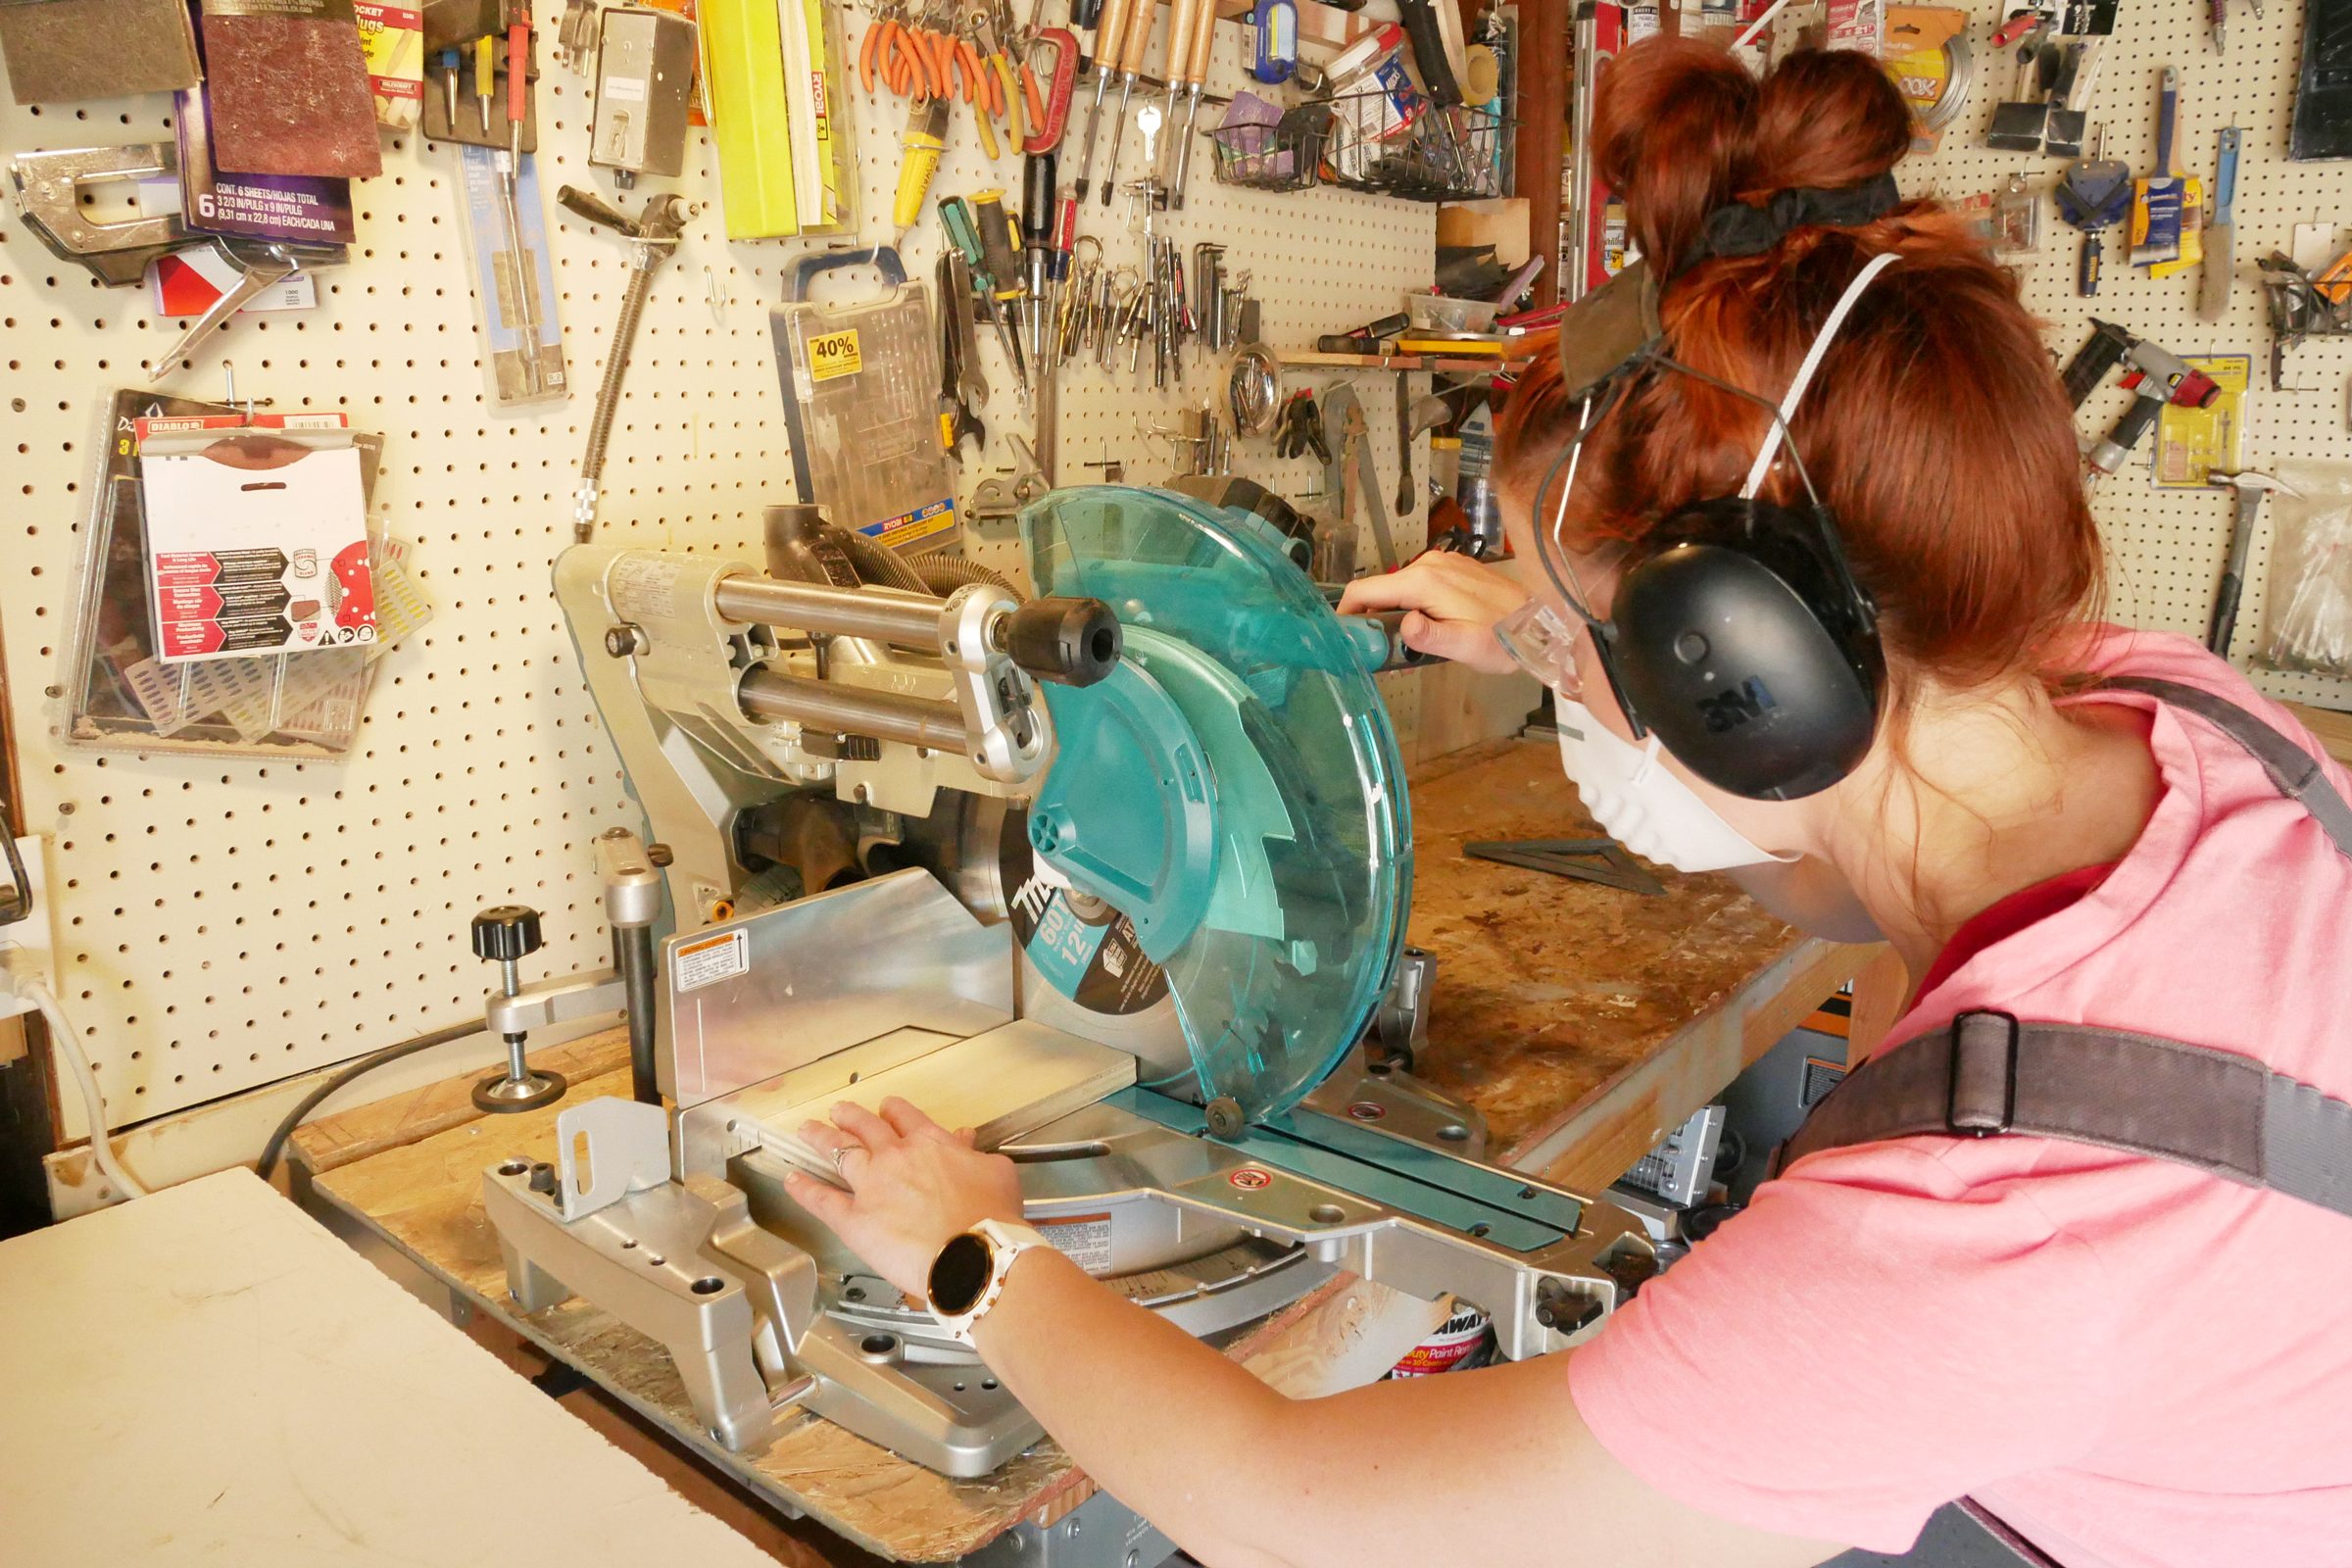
top-left (220, 361), bottom-right (259, 423)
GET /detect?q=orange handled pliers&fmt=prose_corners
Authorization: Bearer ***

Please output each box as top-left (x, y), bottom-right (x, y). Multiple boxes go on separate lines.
top-left (860, 0), bottom-right (921, 95)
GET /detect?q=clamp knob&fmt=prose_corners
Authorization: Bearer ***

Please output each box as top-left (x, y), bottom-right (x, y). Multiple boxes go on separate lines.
top-left (1002, 596), bottom-right (1122, 687)
top-left (470, 905), bottom-right (544, 963)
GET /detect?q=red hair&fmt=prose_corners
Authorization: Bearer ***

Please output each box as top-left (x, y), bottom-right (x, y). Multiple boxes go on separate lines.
top-left (1500, 39), bottom-right (2099, 692)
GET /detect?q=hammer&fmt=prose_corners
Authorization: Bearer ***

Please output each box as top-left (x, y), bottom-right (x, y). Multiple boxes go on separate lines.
top-left (2206, 469), bottom-right (2298, 656)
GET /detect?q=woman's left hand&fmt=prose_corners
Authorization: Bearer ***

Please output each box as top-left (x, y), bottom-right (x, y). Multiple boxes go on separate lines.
top-left (785, 1099), bottom-right (1025, 1299)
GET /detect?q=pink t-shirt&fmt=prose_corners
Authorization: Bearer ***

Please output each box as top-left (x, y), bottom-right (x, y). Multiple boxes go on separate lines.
top-left (1570, 628), bottom-right (2352, 1568)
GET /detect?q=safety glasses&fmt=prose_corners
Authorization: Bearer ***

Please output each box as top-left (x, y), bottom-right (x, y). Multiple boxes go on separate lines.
top-left (1498, 385), bottom-right (1653, 738)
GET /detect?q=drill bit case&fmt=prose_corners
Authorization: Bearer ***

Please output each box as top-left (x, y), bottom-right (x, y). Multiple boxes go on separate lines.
top-left (770, 246), bottom-right (962, 554)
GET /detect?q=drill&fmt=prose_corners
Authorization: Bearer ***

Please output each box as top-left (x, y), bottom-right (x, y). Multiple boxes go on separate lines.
top-left (2059, 318), bottom-right (2222, 480)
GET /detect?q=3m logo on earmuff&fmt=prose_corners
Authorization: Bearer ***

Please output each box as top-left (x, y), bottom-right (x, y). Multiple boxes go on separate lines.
top-left (1695, 678), bottom-right (1778, 734)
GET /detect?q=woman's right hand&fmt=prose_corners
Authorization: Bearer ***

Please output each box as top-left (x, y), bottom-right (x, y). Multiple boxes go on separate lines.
top-left (1337, 554), bottom-right (1530, 676)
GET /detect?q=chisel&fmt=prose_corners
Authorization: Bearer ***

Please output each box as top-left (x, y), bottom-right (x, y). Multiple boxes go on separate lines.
top-left (1071, 0), bottom-right (1133, 202)
top-left (1100, 0), bottom-right (1156, 206)
top-left (1167, 0), bottom-right (1221, 209)
top-left (1153, 0), bottom-right (1201, 196)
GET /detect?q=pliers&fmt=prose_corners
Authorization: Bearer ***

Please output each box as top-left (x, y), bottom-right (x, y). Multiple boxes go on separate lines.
top-left (1273, 390), bottom-right (1332, 464)
top-left (905, 0), bottom-right (958, 100)
top-left (859, 0), bottom-right (927, 95)
top-left (968, 4), bottom-right (1023, 153)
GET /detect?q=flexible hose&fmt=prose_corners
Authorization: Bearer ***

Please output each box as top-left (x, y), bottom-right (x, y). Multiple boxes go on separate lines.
top-left (255, 1018), bottom-right (484, 1182)
top-left (910, 554), bottom-right (1021, 596)
top-left (18, 974), bottom-right (147, 1200)
top-left (581, 262), bottom-right (661, 492)
top-left (835, 526), bottom-right (934, 595)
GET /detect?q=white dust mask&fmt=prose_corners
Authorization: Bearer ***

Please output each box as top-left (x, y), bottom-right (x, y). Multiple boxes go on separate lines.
top-left (1553, 700), bottom-right (1793, 874)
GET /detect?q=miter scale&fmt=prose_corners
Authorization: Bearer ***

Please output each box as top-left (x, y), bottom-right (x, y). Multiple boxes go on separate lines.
top-left (478, 487), bottom-right (1653, 1475)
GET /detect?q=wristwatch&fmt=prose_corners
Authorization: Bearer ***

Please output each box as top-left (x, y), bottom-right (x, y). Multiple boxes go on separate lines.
top-left (925, 1218), bottom-right (1051, 1347)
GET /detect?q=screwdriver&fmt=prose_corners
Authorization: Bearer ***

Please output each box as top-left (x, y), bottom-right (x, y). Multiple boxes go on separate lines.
top-left (893, 96), bottom-right (951, 243)
top-left (941, 194), bottom-right (1031, 405)
top-left (1072, 0), bottom-right (1133, 202)
top-left (1022, 154), bottom-right (1055, 368)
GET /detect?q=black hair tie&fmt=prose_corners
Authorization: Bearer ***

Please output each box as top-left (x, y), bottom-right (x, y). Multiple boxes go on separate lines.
top-left (1686, 172), bottom-right (1902, 268)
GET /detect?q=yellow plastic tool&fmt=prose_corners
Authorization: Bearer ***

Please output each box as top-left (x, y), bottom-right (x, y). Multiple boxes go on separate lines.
top-left (472, 34), bottom-right (495, 133)
top-left (894, 96), bottom-right (951, 239)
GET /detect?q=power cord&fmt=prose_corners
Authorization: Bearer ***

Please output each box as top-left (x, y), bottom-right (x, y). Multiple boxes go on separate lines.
top-left (2, 954), bottom-right (147, 1200)
top-left (254, 1019), bottom-right (484, 1182)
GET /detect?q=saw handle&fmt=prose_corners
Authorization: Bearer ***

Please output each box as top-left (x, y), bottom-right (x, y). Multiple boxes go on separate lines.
top-left (1004, 597), bottom-right (1123, 686)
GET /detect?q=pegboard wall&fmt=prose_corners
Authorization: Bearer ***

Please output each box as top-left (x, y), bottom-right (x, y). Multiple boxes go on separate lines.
top-left (1887, 0), bottom-right (2352, 710)
top-left (0, 0), bottom-right (1438, 1138)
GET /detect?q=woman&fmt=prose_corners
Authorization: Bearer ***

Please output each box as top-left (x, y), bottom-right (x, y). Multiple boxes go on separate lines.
top-left (786, 39), bottom-right (2352, 1567)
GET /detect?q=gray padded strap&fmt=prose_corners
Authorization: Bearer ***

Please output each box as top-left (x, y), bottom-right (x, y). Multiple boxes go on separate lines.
top-left (1778, 677), bottom-right (2352, 1216)
top-left (2092, 675), bottom-right (2352, 857)
top-left (1784, 1012), bottom-right (2352, 1218)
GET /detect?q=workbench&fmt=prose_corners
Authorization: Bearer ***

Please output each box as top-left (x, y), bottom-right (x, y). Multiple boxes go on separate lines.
top-left (293, 735), bottom-right (1898, 1564)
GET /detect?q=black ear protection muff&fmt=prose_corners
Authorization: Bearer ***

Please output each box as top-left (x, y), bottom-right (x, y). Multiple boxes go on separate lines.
top-left (1608, 497), bottom-right (1884, 801)
top-left (1542, 237), bottom-right (1900, 803)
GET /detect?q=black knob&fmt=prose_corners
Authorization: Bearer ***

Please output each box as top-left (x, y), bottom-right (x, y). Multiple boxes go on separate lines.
top-left (1002, 597), bottom-right (1121, 687)
top-left (471, 906), bottom-right (544, 962)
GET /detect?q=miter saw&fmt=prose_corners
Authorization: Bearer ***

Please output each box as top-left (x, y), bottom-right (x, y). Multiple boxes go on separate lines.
top-left (476, 487), bottom-right (1654, 1476)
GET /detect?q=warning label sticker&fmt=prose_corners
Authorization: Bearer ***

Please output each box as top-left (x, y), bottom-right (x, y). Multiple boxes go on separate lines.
top-left (858, 496), bottom-right (958, 552)
top-left (1037, 1212), bottom-right (1115, 1276)
top-left (671, 927), bottom-right (749, 992)
top-left (1001, 807), bottom-right (1167, 1016)
top-left (807, 327), bottom-right (863, 382)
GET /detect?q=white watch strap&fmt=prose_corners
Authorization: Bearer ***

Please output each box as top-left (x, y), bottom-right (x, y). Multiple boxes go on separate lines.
top-left (934, 1219), bottom-right (1050, 1347)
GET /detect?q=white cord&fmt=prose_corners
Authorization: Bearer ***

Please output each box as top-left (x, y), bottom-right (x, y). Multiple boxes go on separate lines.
top-left (1740, 249), bottom-right (1902, 500)
top-left (9, 965), bottom-right (148, 1200)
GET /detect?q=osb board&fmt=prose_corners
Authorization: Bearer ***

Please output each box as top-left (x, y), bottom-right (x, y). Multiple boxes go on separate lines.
top-left (305, 1060), bottom-right (1432, 1561)
top-left (1398, 736), bottom-right (1823, 1160)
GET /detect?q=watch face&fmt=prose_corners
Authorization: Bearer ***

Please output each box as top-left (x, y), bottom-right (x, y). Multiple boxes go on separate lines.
top-left (928, 1232), bottom-right (993, 1317)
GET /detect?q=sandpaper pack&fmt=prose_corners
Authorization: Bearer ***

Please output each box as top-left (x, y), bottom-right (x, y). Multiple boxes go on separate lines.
top-left (178, 0), bottom-right (358, 242)
top-left (198, 0), bottom-right (384, 179)
top-left (0, 0), bottom-right (201, 104)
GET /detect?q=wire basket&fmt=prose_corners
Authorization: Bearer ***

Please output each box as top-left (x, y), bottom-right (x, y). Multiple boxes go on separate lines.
top-left (1323, 92), bottom-right (1513, 203)
top-left (1208, 104), bottom-right (1330, 193)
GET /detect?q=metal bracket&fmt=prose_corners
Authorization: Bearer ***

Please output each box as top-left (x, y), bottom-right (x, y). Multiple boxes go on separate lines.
top-left (484, 1163), bottom-right (817, 1450)
top-left (551, 1096), bottom-right (671, 1219)
top-left (964, 1489), bottom-right (1179, 1568)
top-left (484, 968), bottom-right (628, 1038)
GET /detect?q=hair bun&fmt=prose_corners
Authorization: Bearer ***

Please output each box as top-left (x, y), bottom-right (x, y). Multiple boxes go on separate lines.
top-left (1747, 48), bottom-right (1913, 199)
top-left (1593, 39), bottom-right (1913, 276)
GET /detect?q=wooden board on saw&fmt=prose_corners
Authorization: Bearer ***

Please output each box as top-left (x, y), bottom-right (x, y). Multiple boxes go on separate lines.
top-left (725, 1021), bottom-right (1137, 1180)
